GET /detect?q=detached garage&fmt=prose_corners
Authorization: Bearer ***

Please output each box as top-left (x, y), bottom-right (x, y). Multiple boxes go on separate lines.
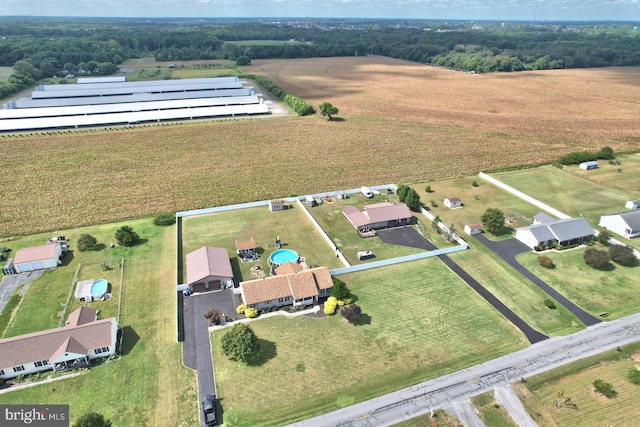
top-left (13, 243), bottom-right (63, 273)
top-left (185, 246), bottom-right (234, 293)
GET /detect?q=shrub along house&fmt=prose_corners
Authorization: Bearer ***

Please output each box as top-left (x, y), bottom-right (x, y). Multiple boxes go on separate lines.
top-left (342, 202), bottom-right (412, 235)
top-left (185, 246), bottom-right (234, 292)
top-left (599, 210), bottom-right (640, 239)
top-left (0, 307), bottom-right (118, 380)
top-left (515, 215), bottom-right (595, 249)
top-left (240, 267), bottom-right (333, 310)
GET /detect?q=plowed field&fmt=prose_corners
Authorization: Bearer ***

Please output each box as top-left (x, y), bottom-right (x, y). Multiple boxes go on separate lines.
top-left (2, 57), bottom-right (639, 237)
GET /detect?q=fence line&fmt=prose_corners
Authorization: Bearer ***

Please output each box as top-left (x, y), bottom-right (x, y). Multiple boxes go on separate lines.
top-left (330, 245), bottom-right (467, 276)
top-left (296, 199), bottom-right (351, 267)
top-left (478, 172), bottom-right (570, 219)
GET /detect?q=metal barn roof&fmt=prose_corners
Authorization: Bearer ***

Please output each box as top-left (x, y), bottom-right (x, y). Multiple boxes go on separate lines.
top-left (39, 77), bottom-right (239, 92)
top-left (0, 96), bottom-right (262, 119)
top-left (77, 76), bottom-right (126, 84)
top-left (0, 104), bottom-right (270, 132)
top-left (13, 88), bottom-right (253, 109)
top-left (31, 81), bottom-right (243, 99)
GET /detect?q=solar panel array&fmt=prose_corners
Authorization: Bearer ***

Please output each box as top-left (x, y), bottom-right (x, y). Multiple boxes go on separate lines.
top-left (2, 77), bottom-right (270, 132)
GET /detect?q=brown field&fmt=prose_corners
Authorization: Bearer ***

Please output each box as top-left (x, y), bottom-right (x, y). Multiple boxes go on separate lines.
top-left (2, 57), bottom-right (640, 238)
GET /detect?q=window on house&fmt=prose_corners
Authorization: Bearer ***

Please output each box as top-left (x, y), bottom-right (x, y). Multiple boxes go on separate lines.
top-left (0, 369), bottom-right (4, 376)
top-left (34, 360), bottom-right (48, 367)
top-left (13, 366), bottom-right (24, 373)
top-left (95, 347), bottom-right (110, 354)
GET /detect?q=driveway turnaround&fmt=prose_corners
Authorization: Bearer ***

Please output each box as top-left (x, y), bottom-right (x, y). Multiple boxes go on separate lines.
top-left (182, 289), bottom-right (236, 426)
top-left (288, 311), bottom-right (640, 427)
top-left (474, 235), bottom-right (601, 327)
top-left (378, 227), bottom-right (548, 344)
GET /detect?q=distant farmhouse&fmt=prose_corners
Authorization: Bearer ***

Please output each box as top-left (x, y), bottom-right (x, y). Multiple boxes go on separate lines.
top-left (240, 267), bottom-right (333, 310)
top-left (0, 307), bottom-right (117, 380)
top-left (515, 214), bottom-right (595, 249)
top-left (599, 210), bottom-right (640, 239)
top-left (342, 202), bottom-right (412, 235)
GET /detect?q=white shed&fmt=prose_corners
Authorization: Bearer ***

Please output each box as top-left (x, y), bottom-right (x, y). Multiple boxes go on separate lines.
top-left (13, 243), bottom-right (63, 273)
top-left (444, 197), bottom-right (462, 209)
top-left (625, 200), bottom-right (639, 210)
top-left (579, 161), bottom-right (598, 170)
top-left (464, 224), bottom-right (482, 236)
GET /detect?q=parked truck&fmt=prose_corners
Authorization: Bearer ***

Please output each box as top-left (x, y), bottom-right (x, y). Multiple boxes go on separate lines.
top-left (361, 186), bottom-right (373, 198)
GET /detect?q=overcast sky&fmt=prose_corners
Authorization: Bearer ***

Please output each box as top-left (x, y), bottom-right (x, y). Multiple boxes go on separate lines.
top-left (2, 0), bottom-right (639, 22)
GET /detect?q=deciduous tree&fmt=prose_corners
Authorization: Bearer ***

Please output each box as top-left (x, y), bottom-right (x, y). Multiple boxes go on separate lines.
top-left (319, 101), bottom-right (339, 120)
top-left (583, 247), bottom-right (610, 269)
top-left (115, 226), bottom-right (139, 247)
top-left (220, 324), bottom-right (260, 364)
top-left (74, 412), bottom-right (112, 427)
top-left (609, 244), bottom-right (637, 266)
top-left (77, 233), bottom-right (98, 251)
top-left (481, 208), bottom-right (505, 235)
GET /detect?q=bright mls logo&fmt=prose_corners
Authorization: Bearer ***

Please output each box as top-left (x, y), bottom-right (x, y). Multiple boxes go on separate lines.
top-left (1, 405), bottom-right (68, 426)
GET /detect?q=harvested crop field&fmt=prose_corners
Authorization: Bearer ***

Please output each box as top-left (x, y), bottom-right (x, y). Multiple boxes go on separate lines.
top-left (2, 57), bottom-right (640, 237)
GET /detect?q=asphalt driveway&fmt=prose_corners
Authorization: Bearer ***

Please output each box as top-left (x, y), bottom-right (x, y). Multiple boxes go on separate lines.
top-left (474, 235), bottom-right (601, 327)
top-left (182, 288), bottom-right (237, 426)
top-left (0, 270), bottom-right (43, 314)
top-left (378, 227), bottom-right (548, 344)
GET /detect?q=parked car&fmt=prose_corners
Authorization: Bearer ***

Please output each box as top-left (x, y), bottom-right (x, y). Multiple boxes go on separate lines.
top-left (201, 395), bottom-right (217, 426)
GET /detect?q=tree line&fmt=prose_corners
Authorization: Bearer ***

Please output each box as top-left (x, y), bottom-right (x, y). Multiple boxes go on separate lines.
top-left (2, 17), bottom-right (640, 100)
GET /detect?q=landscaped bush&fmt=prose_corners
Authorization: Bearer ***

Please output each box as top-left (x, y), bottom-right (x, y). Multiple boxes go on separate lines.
top-left (236, 304), bottom-right (246, 314)
top-left (115, 225), bottom-right (139, 247)
top-left (323, 296), bottom-right (338, 315)
top-left (609, 244), bottom-right (637, 266)
top-left (330, 278), bottom-right (351, 301)
top-left (544, 299), bottom-right (557, 309)
top-left (627, 367), bottom-right (640, 385)
top-left (472, 180), bottom-right (479, 187)
top-left (244, 307), bottom-right (258, 318)
top-left (204, 308), bottom-right (222, 325)
top-left (583, 248), bottom-right (611, 269)
top-left (593, 379), bottom-right (617, 398)
top-left (537, 255), bottom-right (554, 268)
top-left (153, 213), bottom-right (176, 226)
top-left (340, 304), bottom-right (362, 322)
top-left (77, 233), bottom-right (98, 251)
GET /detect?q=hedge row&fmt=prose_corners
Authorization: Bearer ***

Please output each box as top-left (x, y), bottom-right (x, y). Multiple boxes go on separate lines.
top-left (244, 74), bottom-right (315, 116)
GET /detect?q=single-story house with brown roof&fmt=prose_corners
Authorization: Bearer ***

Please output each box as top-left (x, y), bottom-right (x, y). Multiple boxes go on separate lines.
top-left (11, 243), bottom-right (64, 274)
top-left (342, 202), bottom-right (412, 234)
top-left (240, 267), bottom-right (333, 310)
top-left (0, 307), bottom-right (118, 380)
top-left (185, 246), bottom-right (234, 292)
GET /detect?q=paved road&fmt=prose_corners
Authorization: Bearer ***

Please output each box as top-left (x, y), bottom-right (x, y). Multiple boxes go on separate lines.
top-left (378, 227), bottom-right (548, 344)
top-left (474, 235), bottom-right (601, 327)
top-left (288, 312), bottom-right (640, 427)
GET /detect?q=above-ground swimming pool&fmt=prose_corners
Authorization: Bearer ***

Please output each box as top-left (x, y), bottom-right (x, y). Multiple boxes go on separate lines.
top-left (269, 249), bottom-right (299, 266)
top-left (90, 279), bottom-right (108, 298)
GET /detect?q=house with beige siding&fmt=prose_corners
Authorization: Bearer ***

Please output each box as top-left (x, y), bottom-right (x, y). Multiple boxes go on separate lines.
top-left (240, 267), bottom-right (333, 310)
top-left (185, 246), bottom-right (234, 292)
top-left (0, 307), bottom-right (118, 380)
top-left (342, 202), bottom-right (412, 235)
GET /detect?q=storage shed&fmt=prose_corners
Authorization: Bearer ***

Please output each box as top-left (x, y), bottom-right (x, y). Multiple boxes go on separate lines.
top-left (579, 161), bottom-right (598, 170)
top-left (464, 224), bottom-right (482, 236)
top-left (444, 197), bottom-right (462, 209)
top-left (12, 243), bottom-right (63, 273)
top-left (269, 199), bottom-right (284, 211)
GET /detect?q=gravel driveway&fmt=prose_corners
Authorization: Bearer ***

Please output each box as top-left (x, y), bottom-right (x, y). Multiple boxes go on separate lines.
top-left (493, 385), bottom-right (538, 427)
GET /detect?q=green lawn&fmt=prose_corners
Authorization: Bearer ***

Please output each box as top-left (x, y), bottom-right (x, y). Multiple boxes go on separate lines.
top-left (211, 258), bottom-right (527, 427)
top-left (471, 392), bottom-right (517, 427)
top-left (181, 205), bottom-right (344, 282)
top-left (492, 165), bottom-right (630, 225)
top-left (0, 219), bottom-right (197, 426)
top-left (450, 240), bottom-right (582, 336)
top-left (411, 175), bottom-right (541, 239)
top-left (562, 154), bottom-right (640, 201)
top-left (517, 248), bottom-right (640, 319)
top-left (307, 193), bottom-right (431, 264)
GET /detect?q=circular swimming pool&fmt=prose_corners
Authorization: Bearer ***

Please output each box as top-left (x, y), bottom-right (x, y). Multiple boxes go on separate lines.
top-left (269, 249), bottom-right (299, 266)
top-left (91, 279), bottom-right (108, 298)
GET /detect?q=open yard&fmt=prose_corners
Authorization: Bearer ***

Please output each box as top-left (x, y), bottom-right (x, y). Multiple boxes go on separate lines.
top-left (411, 175), bottom-right (542, 238)
top-left (492, 165), bottom-right (631, 225)
top-left (450, 240), bottom-right (581, 336)
top-left (211, 258), bottom-right (526, 426)
top-left (0, 219), bottom-right (197, 426)
top-left (181, 204), bottom-right (344, 282)
top-left (517, 343), bottom-right (640, 427)
top-left (2, 58), bottom-right (640, 238)
top-left (517, 248), bottom-right (640, 320)
top-left (563, 153), bottom-right (640, 202)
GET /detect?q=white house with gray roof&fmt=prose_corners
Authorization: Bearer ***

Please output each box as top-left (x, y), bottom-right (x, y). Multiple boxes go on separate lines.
top-left (515, 215), bottom-right (595, 249)
top-left (599, 210), bottom-right (640, 239)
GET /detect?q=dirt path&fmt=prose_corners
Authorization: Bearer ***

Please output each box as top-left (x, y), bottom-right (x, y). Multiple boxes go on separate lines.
top-left (447, 399), bottom-right (485, 427)
top-left (493, 385), bottom-right (538, 427)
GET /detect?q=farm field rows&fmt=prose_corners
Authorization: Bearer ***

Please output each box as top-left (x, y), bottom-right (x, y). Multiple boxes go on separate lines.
top-left (210, 258), bottom-right (526, 427)
top-left (517, 344), bottom-right (640, 427)
top-left (3, 58), bottom-right (640, 238)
